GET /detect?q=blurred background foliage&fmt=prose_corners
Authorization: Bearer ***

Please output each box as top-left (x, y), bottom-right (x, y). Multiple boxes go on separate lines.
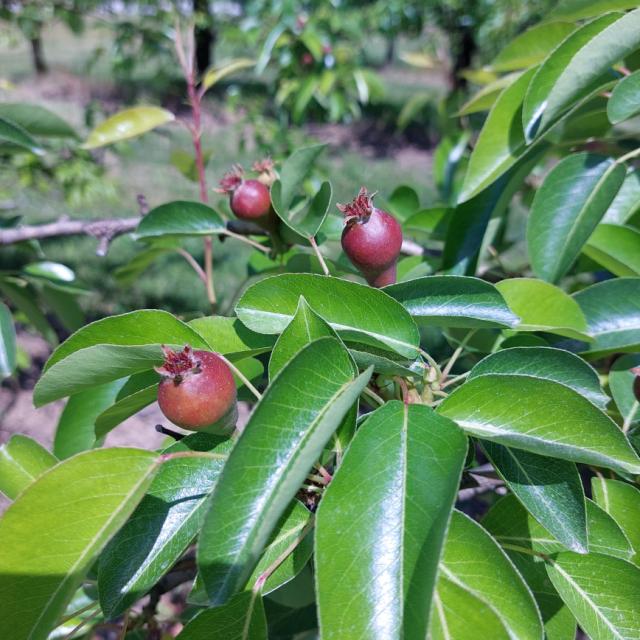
top-left (0, 0), bottom-right (554, 321)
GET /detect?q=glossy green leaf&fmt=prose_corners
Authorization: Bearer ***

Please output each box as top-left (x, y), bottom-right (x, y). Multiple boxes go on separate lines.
top-left (269, 296), bottom-right (336, 378)
top-left (403, 207), bottom-right (450, 239)
top-left (198, 338), bottom-right (372, 604)
top-left (54, 379), bottom-right (126, 458)
top-left (0, 448), bottom-right (160, 640)
top-left (177, 591), bottom-right (266, 639)
top-left (430, 576), bottom-right (510, 640)
top-left (0, 435), bottom-right (57, 500)
top-left (274, 144), bottom-right (326, 213)
top-left (0, 103), bottom-right (76, 138)
top-left (546, 552), bottom-right (640, 640)
top-left (522, 12), bottom-right (633, 140)
top-left (491, 22), bottom-right (576, 71)
top-left (94, 382), bottom-right (159, 440)
top-left (134, 201), bottom-right (225, 240)
top-left (44, 310), bottom-right (207, 371)
top-left (574, 278), bottom-right (640, 355)
top-left (271, 179), bottom-right (332, 238)
top-left (188, 316), bottom-right (275, 359)
top-left (385, 275), bottom-right (519, 329)
top-left (608, 69), bottom-right (640, 123)
top-left (528, 154), bottom-right (626, 282)
top-left (0, 278), bottom-right (56, 344)
top-left (440, 511), bottom-right (543, 640)
top-left (583, 223), bottom-right (640, 276)
top-left (603, 168), bottom-right (640, 224)
top-left (439, 374), bottom-right (640, 474)
top-left (99, 436), bottom-right (232, 617)
top-left (385, 185), bottom-right (420, 220)
top-left (201, 58), bottom-right (255, 91)
top-left (0, 301), bottom-right (16, 378)
top-left (459, 68), bottom-right (535, 202)
top-left (547, 0), bottom-right (639, 21)
top-left (458, 74), bottom-right (521, 116)
top-left (0, 115), bottom-right (43, 154)
top-left (316, 402), bottom-right (467, 640)
top-left (592, 477), bottom-right (640, 566)
top-left (236, 274), bottom-right (420, 359)
top-left (496, 278), bottom-right (591, 341)
top-left (469, 346), bottom-right (609, 408)
top-left (443, 152), bottom-right (544, 275)
top-left (34, 344), bottom-right (166, 406)
top-left (83, 106), bottom-right (175, 149)
top-left (482, 442), bottom-right (587, 553)
top-left (191, 501), bottom-right (314, 603)
top-left (609, 354), bottom-right (640, 428)
top-left (484, 494), bottom-right (632, 560)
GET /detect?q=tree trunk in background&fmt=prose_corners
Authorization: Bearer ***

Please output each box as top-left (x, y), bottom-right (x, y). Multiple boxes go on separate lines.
top-left (30, 34), bottom-right (48, 74)
top-left (193, 0), bottom-right (215, 74)
top-left (451, 25), bottom-right (476, 91)
top-left (385, 36), bottom-right (396, 65)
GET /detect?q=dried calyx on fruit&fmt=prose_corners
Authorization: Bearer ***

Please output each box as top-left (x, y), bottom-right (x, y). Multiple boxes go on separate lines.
top-left (338, 187), bottom-right (403, 288)
top-left (156, 345), bottom-right (237, 435)
top-left (217, 163), bottom-right (272, 221)
top-left (252, 157), bottom-right (278, 187)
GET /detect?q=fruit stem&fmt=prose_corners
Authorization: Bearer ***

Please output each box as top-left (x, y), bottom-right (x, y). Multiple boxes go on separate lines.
top-left (222, 228), bottom-right (271, 253)
top-left (419, 348), bottom-right (443, 379)
top-left (441, 329), bottom-right (477, 383)
top-left (61, 606), bottom-right (101, 640)
top-left (439, 370), bottom-right (470, 389)
top-left (218, 354), bottom-right (262, 401)
top-left (155, 424), bottom-right (185, 440)
top-left (252, 516), bottom-right (315, 594)
top-left (308, 235), bottom-right (330, 276)
top-left (175, 248), bottom-right (207, 282)
top-left (361, 386), bottom-right (385, 407)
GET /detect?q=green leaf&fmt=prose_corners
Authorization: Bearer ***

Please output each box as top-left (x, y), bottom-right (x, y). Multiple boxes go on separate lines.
top-left (403, 207), bottom-right (450, 240)
top-left (490, 22), bottom-right (576, 72)
top-left (496, 278), bottom-right (591, 341)
top-left (439, 374), bottom-right (640, 475)
top-left (235, 274), bottom-right (420, 359)
top-left (83, 106), bottom-right (175, 149)
top-left (547, 0), bottom-right (639, 23)
top-left (0, 448), bottom-right (160, 640)
top-left (114, 244), bottom-right (176, 285)
top-left (574, 278), bottom-right (640, 356)
top-left (44, 310), bottom-right (208, 371)
top-left (528, 153), bottom-right (626, 282)
top-left (583, 223), bottom-right (640, 276)
top-left (99, 437), bottom-right (232, 618)
top-left (0, 115), bottom-right (43, 154)
top-left (0, 435), bottom-right (57, 500)
top-left (0, 301), bottom-right (16, 378)
top-left (191, 501), bottom-right (314, 603)
top-left (603, 168), bottom-right (640, 224)
top-left (197, 338), bottom-right (372, 604)
top-left (430, 576), bottom-right (510, 640)
top-left (459, 68), bottom-right (536, 202)
top-left (608, 69), bottom-right (640, 123)
top-left (274, 144), bottom-right (326, 213)
top-left (54, 379), bottom-right (126, 458)
top-left (522, 12), bottom-right (633, 140)
top-left (440, 511), bottom-right (543, 640)
top-left (188, 316), bottom-right (275, 359)
top-left (482, 442), bottom-right (587, 553)
top-left (609, 354), bottom-right (640, 428)
top-left (177, 591), bottom-right (266, 639)
top-left (0, 279), bottom-right (56, 344)
top-left (386, 185), bottom-right (420, 220)
top-left (385, 275), bottom-right (519, 329)
top-left (34, 344), bottom-right (165, 406)
top-left (468, 346), bottom-right (609, 408)
top-left (134, 201), bottom-right (226, 240)
top-left (271, 180), bottom-right (332, 238)
top-left (316, 402), bottom-right (467, 640)
top-left (483, 494), bottom-right (633, 560)
top-left (592, 478), bottom-right (640, 566)
top-left (269, 296), bottom-right (336, 379)
top-left (94, 382), bottom-right (158, 439)
top-left (0, 103), bottom-right (77, 138)
top-left (546, 552), bottom-right (640, 640)
top-left (458, 74), bottom-right (521, 116)
top-left (201, 58), bottom-right (255, 92)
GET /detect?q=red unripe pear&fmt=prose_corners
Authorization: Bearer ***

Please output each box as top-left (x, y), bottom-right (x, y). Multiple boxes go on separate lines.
top-left (156, 346), bottom-right (237, 433)
top-left (218, 166), bottom-right (272, 221)
top-left (339, 187), bottom-right (403, 287)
